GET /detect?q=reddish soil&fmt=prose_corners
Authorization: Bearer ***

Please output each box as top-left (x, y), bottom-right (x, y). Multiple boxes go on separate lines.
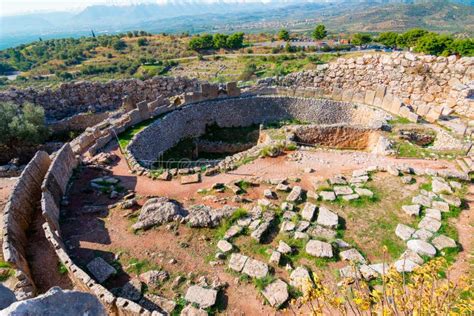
top-left (60, 141), bottom-right (462, 315)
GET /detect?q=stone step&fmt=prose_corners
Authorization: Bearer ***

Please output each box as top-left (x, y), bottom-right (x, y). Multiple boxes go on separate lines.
top-left (456, 158), bottom-right (471, 173)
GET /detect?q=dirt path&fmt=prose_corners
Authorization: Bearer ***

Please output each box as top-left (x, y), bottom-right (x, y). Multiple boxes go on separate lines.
top-left (449, 183), bottom-right (473, 283)
top-left (0, 177), bottom-right (17, 289)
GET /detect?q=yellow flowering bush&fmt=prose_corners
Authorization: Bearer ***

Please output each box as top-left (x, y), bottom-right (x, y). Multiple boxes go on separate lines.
top-left (289, 257), bottom-right (472, 315)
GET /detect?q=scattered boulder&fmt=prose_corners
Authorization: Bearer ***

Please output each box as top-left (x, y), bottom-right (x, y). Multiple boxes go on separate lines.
top-left (277, 241), bottom-right (292, 254)
top-left (290, 267), bottom-right (311, 289)
top-left (187, 205), bottom-right (236, 228)
top-left (432, 235), bottom-right (457, 250)
top-left (413, 228), bottom-right (433, 241)
top-left (184, 285), bottom-right (217, 309)
top-left (432, 201), bottom-right (450, 212)
top-left (86, 257), bottom-right (116, 283)
top-left (280, 221), bottom-right (296, 232)
top-left (342, 194), bottom-right (359, 201)
top-left (395, 223), bottom-right (415, 241)
top-left (181, 174), bottom-right (201, 185)
top-left (402, 204), bottom-right (421, 216)
top-left (140, 270), bottom-right (169, 287)
top-left (140, 294), bottom-right (176, 314)
top-left (306, 240), bottom-right (333, 258)
top-left (333, 186), bottom-right (353, 196)
top-left (261, 279), bottom-right (289, 308)
top-left (316, 207), bottom-right (338, 228)
top-left (394, 259), bottom-right (419, 273)
top-left (217, 240), bottom-right (233, 253)
top-left (1, 287), bottom-right (107, 316)
top-left (339, 249), bottom-right (366, 264)
top-left (228, 253), bottom-right (248, 273)
top-left (399, 250), bottom-right (424, 265)
top-left (387, 165), bottom-right (400, 176)
top-left (440, 194), bottom-right (461, 207)
top-left (339, 266), bottom-right (361, 279)
top-left (425, 208), bottom-right (441, 221)
top-left (133, 197), bottom-right (185, 230)
top-left (242, 258), bottom-right (269, 279)
top-left (407, 239), bottom-right (437, 257)
top-left (432, 179), bottom-right (452, 194)
top-left (418, 217), bottom-right (441, 233)
top-left (320, 191), bottom-right (336, 201)
top-left (269, 251), bottom-right (281, 265)
top-left (224, 225), bottom-right (243, 239)
top-left (368, 263), bottom-right (389, 276)
top-left (354, 188), bottom-right (373, 197)
top-left (264, 189), bottom-right (277, 199)
top-left (301, 203), bottom-right (317, 221)
top-left (412, 195), bottom-right (431, 208)
top-left (307, 225), bottom-right (337, 240)
top-left (286, 186), bottom-right (302, 202)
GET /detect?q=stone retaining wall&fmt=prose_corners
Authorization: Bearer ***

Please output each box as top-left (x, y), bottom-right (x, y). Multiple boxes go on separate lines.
top-left (257, 53), bottom-right (474, 121)
top-left (127, 95), bottom-right (388, 166)
top-left (0, 76), bottom-right (200, 120)
top-left (1, 151), bottom-right (51, 300)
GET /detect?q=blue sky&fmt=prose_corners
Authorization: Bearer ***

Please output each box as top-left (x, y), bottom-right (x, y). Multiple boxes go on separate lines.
top-left (1, 0), bottom-right (285, 16)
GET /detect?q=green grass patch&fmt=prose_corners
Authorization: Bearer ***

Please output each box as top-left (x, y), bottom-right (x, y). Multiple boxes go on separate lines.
top-left (214, 208), bottom-right (248, 240)
top-left (58, 262), bottom-right (68, 275)
top-left (126, 258), bottom-right (159, 276)
top-left (388, 116), bottom-right (412, 125)
top-left (118, 117), bottom-right (156, 150)
top-left (253, 275), bottom-right (276, 291)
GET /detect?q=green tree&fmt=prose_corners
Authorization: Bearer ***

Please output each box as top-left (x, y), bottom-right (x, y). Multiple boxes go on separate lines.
top-left (213, 33), bottom-right (228, 49)
top-left (278, 29), bottom-right (290, 41)
top-left (312, 24), bottom-right (327, 40)
top-left (137, 38), bottom-right (148, 47)
top-left (112, 39), bottom-right (127, 51)
top-left (377, 32), bottom-right (399, 47)
top-left (239, 63), bottom-right (257, 81)
top-left (352, 33), bottom-right (372, 46)
top-left (188, 34), bottom-right (214, 50)
top-left (415, 33), bottom-right (453, 56)
top-left (397, 28), bottom-right (429, 48)
top-left (450, 38), bottom-right (474, 56)
top-left (226, 32), bottom-right (245, 49)
top-left (0, 102), bottom-right (49, 151)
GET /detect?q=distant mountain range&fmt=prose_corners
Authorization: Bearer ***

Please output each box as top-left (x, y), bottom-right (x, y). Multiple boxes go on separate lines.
top-left (0, 0), bottom-right (472, 49)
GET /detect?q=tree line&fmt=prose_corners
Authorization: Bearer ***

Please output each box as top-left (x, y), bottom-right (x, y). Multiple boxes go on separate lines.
top-left (188, 32), bottom-right (245, 50)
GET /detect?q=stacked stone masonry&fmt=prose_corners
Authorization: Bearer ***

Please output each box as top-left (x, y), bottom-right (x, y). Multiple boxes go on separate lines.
top-left (256, 53), bottom-right (474, 121)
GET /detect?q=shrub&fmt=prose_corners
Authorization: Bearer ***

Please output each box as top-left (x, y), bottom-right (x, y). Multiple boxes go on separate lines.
top-left (278, 29), bottom-right (290, 41)
top-left (0, 102), bottom-right (49, 151)
top-left (312, 24), bottom-right (327, 40)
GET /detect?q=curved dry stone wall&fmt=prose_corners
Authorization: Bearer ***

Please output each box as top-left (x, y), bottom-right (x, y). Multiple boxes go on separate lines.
top-left (2, 151), bottom-right (51, 300)
top-left (128, 96), bottom-right (388, 166)
top-left (0, 76), bottom-right (200, 120)
top-left (258, 53), bottom-right (474, 121)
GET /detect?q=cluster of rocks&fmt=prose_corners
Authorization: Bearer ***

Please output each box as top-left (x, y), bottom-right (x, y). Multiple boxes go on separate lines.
top-left (131, 197), bottom-right (239, 230)
top-left (317, 169), bottom-right (374, 202)
top-left (395, 176), bottom-right (460, 271)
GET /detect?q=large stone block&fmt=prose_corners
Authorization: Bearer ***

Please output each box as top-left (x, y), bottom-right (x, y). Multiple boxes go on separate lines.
top-left (364, 89), bottom-right (376, 105)
top-left (373, 86), bottom-right (387, 107)
top-left (41, 191), bottom-right (60, 233)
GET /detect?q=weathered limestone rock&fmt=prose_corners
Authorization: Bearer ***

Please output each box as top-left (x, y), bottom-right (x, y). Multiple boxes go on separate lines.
top-left (432, 235), bottom-right (457, 250)
top-left (217, 240), bottom-right (233, 253)
top-left (228, 253), bottom-right (248, 273)
top-left (1, 287), bottom-right (107, 316)
top-left (339, 266), bottom-right (361, 279)
top-left (400, 250), bottom-right (424, 265)
top-left (402, 204), bottom-right (421, 216)
top-left (355, 188), bottom-right (373, 197)
top-left (185, 285), bottom-right (217, 309)
top-left (301, 202), bottom-right (317, 221)
top-left (412, 195), bottom-right (432, 208)
top-left (394, 259), bottom-right (419, 272)
top-left (269, 251), bottom-right (281, 265)
top-left (139, 293), bottom-right (176, 314)
top-left (306, 240), bottom-right (333, 258)
top-left (86, 257), bottom-right (116, 283)
top-left (333, 186), bottom-right (353, 196)
top-left (261, 279), bottom-right (289, 308)
top-left (277, 241), bottom-right (292, 254)
top-left (359, 264), bottom-right (379, 280)
top-left (387, 165), bottom-right (400, 176)
top-left (407, 239), bottom-right (437, 257)
top-left (133, 197), bottom-right (185, 230)
top-left (395, 223), bottom-right (415, 241)
top-left (224, 225), bottom-right (243, 239)
top-left (251, 221), bottom-right (272, 242)
top-left (432, 179), bottom-right (452, 194)
top-left (425, 208), bottom-right (442, 221)
top-left (280, 221), bottom-right (296, 232)
top-left (368, 263), bottom-right (389, 276)
top-left (418, 217), bottom-right (441, 233)
top-left (319, 191), bottom-right (336, 201)
top-left (181, 174), bottom-right (201, 185)
top-left (339, 248), bottom-right (366, 263)
top-left (440, 194), bottom-right (461, 207)
top-left (140, 270), bottom-right (169, 287)
top-left (307, 225), bottom-right (337, 240)
top-left (432, 201), bottom-right (450, 212)
top-left (187, 205), bottom-right (236, 228)
top-left (290, 267), bottom-right (311, 289)
top-left (242, 258), bottom-right (269, 279)
top-left (296, 220), bottom-right (310, 232)
top-left (286, 186), bottom-right (302, 202)
top-left (316, 207), bottom-right (338, 228)
top-left (413, 228), bottom-right (433, 241)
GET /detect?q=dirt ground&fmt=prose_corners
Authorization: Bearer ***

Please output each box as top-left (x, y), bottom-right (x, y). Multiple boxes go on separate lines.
top-left (59, 141), bottom-right (472, 315)
top-left (0, 177), bottom-right (17, 289)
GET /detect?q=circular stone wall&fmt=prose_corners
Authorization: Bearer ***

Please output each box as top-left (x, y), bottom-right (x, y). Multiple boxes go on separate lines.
top-left (128, 95), bottom-right (389, 165)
